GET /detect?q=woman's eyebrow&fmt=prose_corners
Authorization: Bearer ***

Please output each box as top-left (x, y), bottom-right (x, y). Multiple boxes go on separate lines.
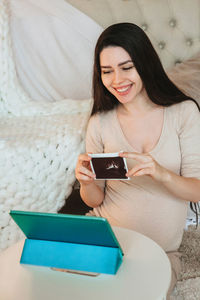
top-left (100, 65), bottom-right (112, 69)
top-left (118, 60), bottom-right (133, 66)
top-left (100, 60), bottom-right (133, 68)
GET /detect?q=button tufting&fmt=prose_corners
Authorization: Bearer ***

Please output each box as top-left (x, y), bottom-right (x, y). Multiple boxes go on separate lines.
top-left (158, 41), bottom-right (166, 50)
top-left (175, 59), bottom-right (182, 65)
top-left (186, 38), bottom-right (193, 46)
top-left (169, 19), bottom-right (177, 28)
top-left (141, 23), bottom-right (148, 31)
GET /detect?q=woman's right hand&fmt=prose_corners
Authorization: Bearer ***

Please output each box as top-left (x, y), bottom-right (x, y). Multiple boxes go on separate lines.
top-left (75, 153), bottom-right (96, 186)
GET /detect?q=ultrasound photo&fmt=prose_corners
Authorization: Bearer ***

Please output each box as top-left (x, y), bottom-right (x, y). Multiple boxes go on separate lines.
top-left (90, 153), bottom-right (129, 180)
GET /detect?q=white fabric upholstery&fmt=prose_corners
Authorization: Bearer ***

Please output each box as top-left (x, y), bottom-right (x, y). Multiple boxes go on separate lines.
top-left (9, 0), bottom-right (102, 102)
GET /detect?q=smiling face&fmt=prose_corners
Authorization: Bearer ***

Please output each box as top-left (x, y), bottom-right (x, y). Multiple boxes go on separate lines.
top-left (100, 46), bottom-right (144, 105)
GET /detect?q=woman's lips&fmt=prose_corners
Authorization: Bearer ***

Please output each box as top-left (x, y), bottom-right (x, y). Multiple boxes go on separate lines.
top-left (114, 84), bottom-right (133, 95)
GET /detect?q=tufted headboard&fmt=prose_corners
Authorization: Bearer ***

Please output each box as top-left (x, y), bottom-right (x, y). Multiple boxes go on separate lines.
top-left (66, 0), bottom-right (200, 70)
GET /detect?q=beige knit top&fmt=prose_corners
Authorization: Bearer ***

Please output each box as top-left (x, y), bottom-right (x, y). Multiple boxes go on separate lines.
top-left (86, 101), bottom-right (200, 251)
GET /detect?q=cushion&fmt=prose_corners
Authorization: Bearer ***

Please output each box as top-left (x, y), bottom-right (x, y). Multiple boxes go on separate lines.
top-left (9, 0), bottom-right (103, 102)
top-left (167, 52), bottom-right (200, 105)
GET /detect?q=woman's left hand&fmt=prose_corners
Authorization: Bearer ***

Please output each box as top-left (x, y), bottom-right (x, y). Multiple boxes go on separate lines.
top-left (119, 151), bottom-right (168, 182)
top-left (120, 151), bottom-right (200, 202)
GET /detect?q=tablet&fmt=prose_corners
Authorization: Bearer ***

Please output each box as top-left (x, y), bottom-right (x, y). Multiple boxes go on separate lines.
top-left (10, 210), bottom-right (123, 251)
top-left (10, 210), bottom-right (123, 275)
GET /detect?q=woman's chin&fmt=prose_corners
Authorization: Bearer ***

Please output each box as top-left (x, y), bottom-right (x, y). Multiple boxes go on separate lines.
top-left (116, 96), bottom-right (133, 104)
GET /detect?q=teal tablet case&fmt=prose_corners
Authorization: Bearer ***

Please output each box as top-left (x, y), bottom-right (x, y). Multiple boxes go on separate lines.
top-left (10, 210), bottom-right (123, 275)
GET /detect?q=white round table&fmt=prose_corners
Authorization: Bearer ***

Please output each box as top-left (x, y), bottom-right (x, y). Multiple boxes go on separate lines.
top-left (0, 227), bottom-right (171, 300)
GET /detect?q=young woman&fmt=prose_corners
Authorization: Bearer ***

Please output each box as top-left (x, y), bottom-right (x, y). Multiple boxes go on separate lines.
top-left (75, 23), bottom-right (200, 298)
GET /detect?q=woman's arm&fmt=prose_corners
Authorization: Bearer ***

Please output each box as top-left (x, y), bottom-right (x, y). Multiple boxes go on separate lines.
top-left (160, 170), bottom-right (200, 203)
top-left (120, 152), bottom-right (200, 203)
top-left (80, 181), bottom-right (104, 208)
top-left (75, 153), bottom-right (104, 207)
top-left (76, 113), bottom-right (106, 207)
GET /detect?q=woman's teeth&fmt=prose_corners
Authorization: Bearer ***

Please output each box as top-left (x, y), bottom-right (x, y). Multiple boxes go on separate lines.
top-left (115, 85), bottom-right (131, 92)
top-left (117, 87), bottom-right (128, 92)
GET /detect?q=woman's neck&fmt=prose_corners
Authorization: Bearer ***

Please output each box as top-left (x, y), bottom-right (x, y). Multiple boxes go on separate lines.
top-left (118, 93), bottom-right (161, 117)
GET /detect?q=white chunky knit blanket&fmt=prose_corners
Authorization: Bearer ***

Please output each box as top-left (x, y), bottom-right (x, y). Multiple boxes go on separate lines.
top-left (0, 0), bottom-right (92, 251)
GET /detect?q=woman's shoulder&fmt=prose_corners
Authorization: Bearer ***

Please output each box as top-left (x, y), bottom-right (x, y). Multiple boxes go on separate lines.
top-left (167, 100), bottom-right (200, 132)
top-left (86, 109), bottom-right (116, 148)
top-left (167, 100), bottom-right (199, 122)
top-left (168, 100), bottom-right (199, 114)
top-left (88, 109), bottom-right (116, 126)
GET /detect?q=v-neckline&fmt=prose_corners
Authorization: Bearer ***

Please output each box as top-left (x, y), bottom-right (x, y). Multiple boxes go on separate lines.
top-left (114, 107), bottom-right (167, 154)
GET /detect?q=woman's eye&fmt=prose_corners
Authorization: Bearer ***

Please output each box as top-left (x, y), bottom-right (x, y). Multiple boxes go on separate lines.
top-left (102, 70), bottom-right (112, 74)
top-left (122, 66), bottom-right (134, 71)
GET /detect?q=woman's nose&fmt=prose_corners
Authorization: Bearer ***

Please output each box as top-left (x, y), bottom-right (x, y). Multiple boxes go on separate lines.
top-left (112, 71), bottom-right (123, 84)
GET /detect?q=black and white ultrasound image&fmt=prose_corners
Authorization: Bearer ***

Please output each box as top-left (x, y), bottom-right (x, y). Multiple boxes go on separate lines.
top-left (91, 156), bottom-right (128, 179)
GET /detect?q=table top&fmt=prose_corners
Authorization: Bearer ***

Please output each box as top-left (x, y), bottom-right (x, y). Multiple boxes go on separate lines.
top-left (0, 227), bottom-right (171, 300)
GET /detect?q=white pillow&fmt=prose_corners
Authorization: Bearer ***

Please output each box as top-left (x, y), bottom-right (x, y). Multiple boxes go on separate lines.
top-left (9, 0), bottom-right (103, 102)
top-left (167, 52), bottom-right (200, 105)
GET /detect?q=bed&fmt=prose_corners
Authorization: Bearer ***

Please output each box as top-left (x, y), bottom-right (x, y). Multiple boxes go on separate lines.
top-left (0, 0), bottom-right (200, 297)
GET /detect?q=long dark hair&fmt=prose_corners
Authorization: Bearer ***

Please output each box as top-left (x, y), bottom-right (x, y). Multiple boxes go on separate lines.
top-left (92, 22), bottom-right (200, 114)
top-left (92, 22), bottom-right (200, 225)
